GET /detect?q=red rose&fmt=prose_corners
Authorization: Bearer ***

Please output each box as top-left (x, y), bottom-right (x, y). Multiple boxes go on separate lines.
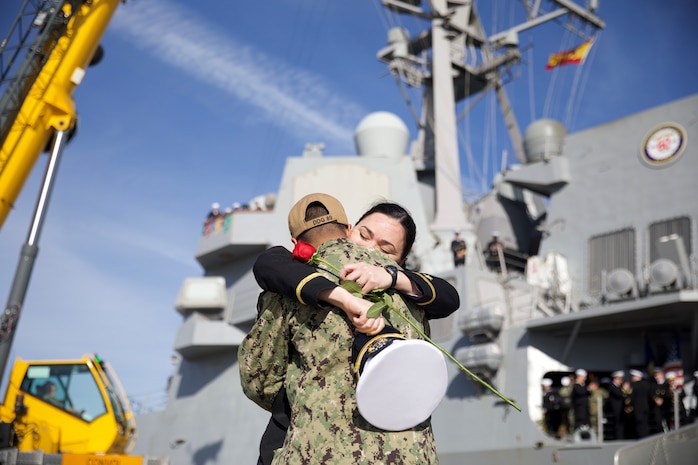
top-left (292, 240), bottom-right (316, 263)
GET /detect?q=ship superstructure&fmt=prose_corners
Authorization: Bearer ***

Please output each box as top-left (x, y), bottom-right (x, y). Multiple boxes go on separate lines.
top-left (132, 1), bottom-right (698, 464)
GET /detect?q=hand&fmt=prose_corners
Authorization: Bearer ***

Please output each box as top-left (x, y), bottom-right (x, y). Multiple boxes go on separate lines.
top-left (350, 313), bottom-right (386, 336)
top-left (342, 293), bottom-right (385, 335)
top-left (319, 286), bottom-right (385, 335)
top-left (340, 263), bottom-right (391, 293)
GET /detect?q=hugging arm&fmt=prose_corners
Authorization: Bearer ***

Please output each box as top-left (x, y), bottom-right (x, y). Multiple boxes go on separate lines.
top-left (253, 246), bottom-right (335, 307)
top-left (254, 246), bottom-right (460, 320)
top-left (253, 247), bottom-right (384, 334)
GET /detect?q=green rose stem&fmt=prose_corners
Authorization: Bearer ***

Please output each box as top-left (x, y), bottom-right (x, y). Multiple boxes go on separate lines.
top-left (371, 296), bottom-right (522, 412)
top-left (310, 254), bottom-right (521, 412)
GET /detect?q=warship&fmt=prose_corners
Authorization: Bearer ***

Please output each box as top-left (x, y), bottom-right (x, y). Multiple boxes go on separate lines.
top-left (132, 1), bottom-right (698, 464)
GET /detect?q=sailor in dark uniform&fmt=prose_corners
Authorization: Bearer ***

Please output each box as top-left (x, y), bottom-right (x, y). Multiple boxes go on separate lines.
top-left (572, 369), bottom-right (591, 433)
top-left (607, 370), bottom-right (626, 439)
top-left (629, 369), bottom-right (652, 438)
top-left (541, 378), bottom-right (562, 437)
top-left (651, 369), bottom-right (670, 433)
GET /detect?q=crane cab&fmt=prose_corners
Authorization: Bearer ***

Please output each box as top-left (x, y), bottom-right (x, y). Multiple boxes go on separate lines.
top-left (0, 355), bottom-right (136, 455)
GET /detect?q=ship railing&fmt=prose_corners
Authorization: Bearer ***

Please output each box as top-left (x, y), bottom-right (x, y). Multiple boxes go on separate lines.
top-left (128, 390), bottom-right (169, 414)
top-left (603, 389), bottom-right (692, 444)
top-left (613, 422), bottom-right (698, 465)
top-left (484, 246), bottom-right (528, 275)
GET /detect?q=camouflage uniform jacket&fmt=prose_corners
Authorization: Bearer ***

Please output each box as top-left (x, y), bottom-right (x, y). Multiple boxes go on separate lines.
top-left (589, 388), bottom-right (609, 422)
top-left (239, 238), bottom-right (438, 464)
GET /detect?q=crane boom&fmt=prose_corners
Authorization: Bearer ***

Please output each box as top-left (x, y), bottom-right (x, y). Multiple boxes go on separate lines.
top-left (0, 0), bottom-right (121, 229)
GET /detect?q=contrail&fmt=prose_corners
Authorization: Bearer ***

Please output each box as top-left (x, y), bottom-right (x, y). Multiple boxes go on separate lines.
top-left (110, 0), bottom-right (363, 145)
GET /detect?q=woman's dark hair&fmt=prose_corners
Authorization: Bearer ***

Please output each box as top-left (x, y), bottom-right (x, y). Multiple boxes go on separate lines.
top-left (356, 202), bottom-right (416, 261)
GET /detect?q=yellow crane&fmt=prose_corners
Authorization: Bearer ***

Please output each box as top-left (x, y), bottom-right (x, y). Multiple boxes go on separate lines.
top-left (0, 2), bottom-right (167, 463)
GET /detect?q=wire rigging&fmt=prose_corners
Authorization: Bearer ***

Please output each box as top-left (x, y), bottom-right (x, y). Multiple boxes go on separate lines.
top-left (527, 40), bottom-right (536, 123)
top-left (566, 32), bottom-right (602, 130)
top-left (563, 51), bottom-right (585, 129)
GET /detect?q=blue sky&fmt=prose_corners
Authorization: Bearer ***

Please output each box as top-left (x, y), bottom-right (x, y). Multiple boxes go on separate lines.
top-left (0, 0), bottom-right (696, 406)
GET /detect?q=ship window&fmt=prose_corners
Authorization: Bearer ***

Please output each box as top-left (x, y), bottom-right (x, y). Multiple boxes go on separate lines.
top-left (649, 216), bottom-right (692, 261)
top-left (588, 229), bottom-right (635, 295)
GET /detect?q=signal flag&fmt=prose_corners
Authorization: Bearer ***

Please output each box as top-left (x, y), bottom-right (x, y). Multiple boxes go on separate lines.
top-left (545, 39), bottom-right (594, 71)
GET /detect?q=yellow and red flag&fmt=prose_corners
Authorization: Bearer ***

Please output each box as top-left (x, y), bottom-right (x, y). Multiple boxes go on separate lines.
top-left (545, 39), bottom-right (594, 71)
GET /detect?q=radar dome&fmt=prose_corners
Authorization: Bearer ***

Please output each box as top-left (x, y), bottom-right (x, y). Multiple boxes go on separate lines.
top-left (354, 111), bottom-right (409, 158)
top-left (523, 119), bottom-right (566, 163)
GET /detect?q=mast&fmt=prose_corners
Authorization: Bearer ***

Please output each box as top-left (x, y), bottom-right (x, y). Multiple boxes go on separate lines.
top-left (428, 0), bottom-right (468, 232)
top-left (378, 0), bottom-right (604, 233)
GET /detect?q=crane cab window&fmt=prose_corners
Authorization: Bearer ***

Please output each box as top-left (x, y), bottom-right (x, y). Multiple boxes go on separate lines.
top-left (21, 363), bottom-right (107, 422)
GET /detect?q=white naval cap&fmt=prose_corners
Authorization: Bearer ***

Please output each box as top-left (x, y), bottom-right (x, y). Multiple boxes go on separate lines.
top-left (575, 368), bottom-right (587, 377)
top-left (629, 369), bottom-right (644, 378)
top-left (541, 378), bottom-right (553, 386)
top-left (612, 370), bottom-right (625, 378)
top-left (561, 377), bottom-right (571, 386)
top-left (355, 338), bottom-right (448, 431)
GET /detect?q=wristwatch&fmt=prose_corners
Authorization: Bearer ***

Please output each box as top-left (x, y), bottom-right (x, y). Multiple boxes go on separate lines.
top-left (384, 265), bottom-right (399, 289)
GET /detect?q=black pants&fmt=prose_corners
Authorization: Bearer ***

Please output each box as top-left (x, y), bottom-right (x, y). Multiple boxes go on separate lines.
top-left (258, 388), bottom-right (291, 465)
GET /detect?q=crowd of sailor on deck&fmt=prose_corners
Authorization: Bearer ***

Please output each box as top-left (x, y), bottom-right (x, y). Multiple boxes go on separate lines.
top-left (203, 195), bottom-right (277, 235)
top-left (541, 368), bottom-right (697, 442)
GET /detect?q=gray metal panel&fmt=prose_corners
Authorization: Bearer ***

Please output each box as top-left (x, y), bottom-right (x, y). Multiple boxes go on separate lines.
top-left (540, 95), bottom-right (698, 306)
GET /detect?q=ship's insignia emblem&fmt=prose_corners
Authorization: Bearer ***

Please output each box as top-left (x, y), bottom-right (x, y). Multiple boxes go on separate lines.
top-left (640, 123), bottom-right (686, 167)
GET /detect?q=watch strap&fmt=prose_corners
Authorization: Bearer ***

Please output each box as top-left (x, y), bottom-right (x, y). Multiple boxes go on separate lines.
top-left (385, 265), bottom-right (398, 289)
